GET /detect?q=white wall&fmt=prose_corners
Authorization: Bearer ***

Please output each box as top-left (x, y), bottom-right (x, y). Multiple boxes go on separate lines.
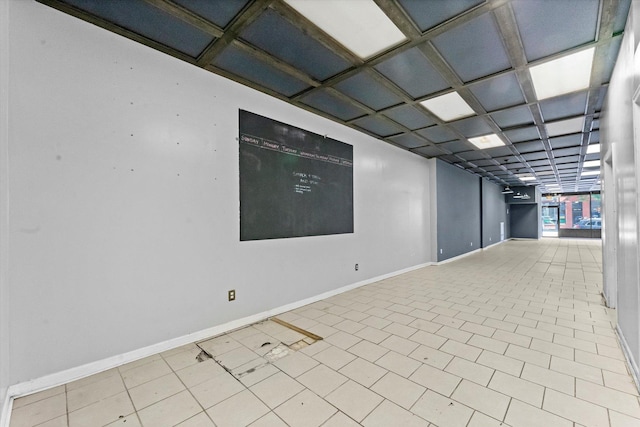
top-left (3, 0), bottom-right (433, 397)
top-left (601, 0), bottom-right (640, 384)
top-left (1, 0), bottom-right (11, 409)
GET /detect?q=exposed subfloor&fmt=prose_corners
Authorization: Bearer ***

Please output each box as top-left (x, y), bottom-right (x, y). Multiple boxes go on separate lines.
top-left (10, 238), bottom-right (640, 427)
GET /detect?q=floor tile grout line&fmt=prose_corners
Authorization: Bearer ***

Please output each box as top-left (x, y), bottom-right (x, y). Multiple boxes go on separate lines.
top-left (168, 359), bottom-right (220, 425)
top-left (112, 361), bottom-right (138, 427)
top-left (161, 334), bottom-right (274, 424)
top-left (64, 385), bottom-right (69, 427)
top-left (500, 396), bottom-right (514, 424)
top-left (542, 381), bottom-right (640, 423)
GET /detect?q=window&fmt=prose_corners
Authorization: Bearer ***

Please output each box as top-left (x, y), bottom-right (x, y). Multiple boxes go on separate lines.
top-left (590, 194), bottom-right (602, 229)
top-left (543, 192), bottom-right (601, 230)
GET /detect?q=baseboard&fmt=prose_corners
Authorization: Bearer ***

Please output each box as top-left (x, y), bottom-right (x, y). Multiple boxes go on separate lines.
top-left (436, 248), bottom-right (482, 265)
top-left (435, 238), bottom-right (513, 265)
top-left (616, 325), bottom-right (640, 393)
top-left (482, 238), bottom-right (511, 251)
top-left (0, 389), bottom-right (11, 427)
top-left (0, 260), bottom-right (432, 426)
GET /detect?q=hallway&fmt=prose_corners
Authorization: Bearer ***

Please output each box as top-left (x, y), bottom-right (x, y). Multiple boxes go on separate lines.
top-left (10, 239), bottom-right (638, 427)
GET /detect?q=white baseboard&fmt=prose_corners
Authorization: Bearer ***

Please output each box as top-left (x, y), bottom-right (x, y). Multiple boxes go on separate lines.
top-left (0, 260), bottom-right (432, 426)
top-left (616, 325), bottom-right (640, 393)
top-left (435, 238), bottom-right (514, 265)
top-left (0, 391), bottom-right (11, 427)
top-left (482, 238), bottom-right (511, 250)
top-left (436, 248), bottom-right (482, 265)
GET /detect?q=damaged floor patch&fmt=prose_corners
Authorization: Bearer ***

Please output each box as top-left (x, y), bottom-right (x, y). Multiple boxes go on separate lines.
top-left (195, 318), bottom-right (322, 381)
top-left (270, 317), bottom-right (323, 342)
top-left (264, 343), bottom-right (291, 363)
top-left (195, 349), bottom-right (213, 363)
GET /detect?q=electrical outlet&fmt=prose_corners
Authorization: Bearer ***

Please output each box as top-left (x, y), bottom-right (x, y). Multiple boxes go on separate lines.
top-left (470, 242), bottom-right (473, 246)
top-left (355, 263), bottom-right (359, 271)
top-left (228, 290), bottom-right (236, 301)
top-left (440, 249), bottom-right (443, 254)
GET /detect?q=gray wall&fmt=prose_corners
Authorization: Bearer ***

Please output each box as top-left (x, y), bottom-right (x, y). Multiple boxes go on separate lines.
top-left (601, 1), bottom-right (640, 381)
top-left (510, 204), bottom-right (539, 239)
top-left (435, 161), bottom-right (512, 261)
top-left (436, 161), bottom-right (481, 261)
top-left (481, 179), bottom-right (509, 247)
top-left (0, 0), bottom-right (8, 408)
top-left (506, 186), bottom-right (540, 239)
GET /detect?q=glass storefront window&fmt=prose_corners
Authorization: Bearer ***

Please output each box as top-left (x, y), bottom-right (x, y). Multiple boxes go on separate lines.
top-left (591, 194), bottom-right (602, 229)
top-left (541, 205), bottom-right (559, 237)
top-left (541, 192), bottom-right (601, 230)
top-left (559, 194), bottom-right (590, 229)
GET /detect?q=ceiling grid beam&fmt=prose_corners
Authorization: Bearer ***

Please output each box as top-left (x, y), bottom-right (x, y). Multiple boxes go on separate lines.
top-left (196, 0), bottom-right (273, 67)
top-left (39, 0), bottom-right (198, 64)
top-left (492, 1), bottom-right (561, 186)
top-left (36, 0), bottom-right (624, 192)
top-left (143, 0), bottom-right (224, 38)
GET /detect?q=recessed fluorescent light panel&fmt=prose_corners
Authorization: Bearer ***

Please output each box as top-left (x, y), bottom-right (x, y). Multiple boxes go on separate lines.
top-left (583, 160), bottom-right (600, 168)
top-left (518, 176), bottom-right (537, 181)
top-left (530, 47), bottom-right (595, 100)
top-left (468, 133), bottom-right (504, 150)
top-left (545, 117), bottom-right (585, 137)
top-left (582, 170), bottom-right (600, 176)
top-left (284, 0), bottom-right (407, 59)
top-left (420, 92), bottom-right (475, 122)
top-left (587, 144), bottom-right (600, 154)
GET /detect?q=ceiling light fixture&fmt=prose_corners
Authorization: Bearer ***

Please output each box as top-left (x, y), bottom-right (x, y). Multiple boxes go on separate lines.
top-left (512, 192), bottom-right (531, 200)
top-left (284, 0), bottom-right (407, 59)
top-left (420, 92), bottom-right (475, 122)
top-left (545, 117), bottom-right (585, 137)
top-left (530, 47), bottom-right (595, 100)
top-left (581, 170), bottom-right (600, 176)
top-left (587, 144), bottom-right (600, 154)
top-left (583, 160), bottom-right (600, 168)
top-left (501, 186), bottom-right (514, 194)
top-left (518, 176), bottom-right (537, 181)
top-left (468, 133), bottom-right (504, 150)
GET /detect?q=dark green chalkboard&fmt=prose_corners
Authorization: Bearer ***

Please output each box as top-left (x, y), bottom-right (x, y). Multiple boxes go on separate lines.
top-left (239, 110), bottom-right (354, 241)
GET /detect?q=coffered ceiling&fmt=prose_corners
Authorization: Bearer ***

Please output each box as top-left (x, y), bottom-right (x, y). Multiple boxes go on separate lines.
top-left (38, 0), bottom-right (631, 193)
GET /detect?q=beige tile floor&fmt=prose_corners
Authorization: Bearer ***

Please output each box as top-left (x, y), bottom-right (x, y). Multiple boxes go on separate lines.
top-left (10, 238), bottom-right (640, 427)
